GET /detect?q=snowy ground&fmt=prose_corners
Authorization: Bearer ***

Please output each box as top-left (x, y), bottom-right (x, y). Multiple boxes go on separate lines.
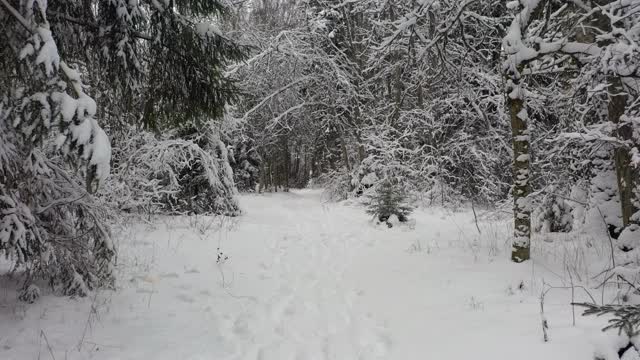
top-left (0, 190), bottom-right (621, 359)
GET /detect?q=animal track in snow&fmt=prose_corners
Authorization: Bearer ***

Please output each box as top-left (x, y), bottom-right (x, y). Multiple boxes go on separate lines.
top-left (176, 293), bottom-right (196, 303)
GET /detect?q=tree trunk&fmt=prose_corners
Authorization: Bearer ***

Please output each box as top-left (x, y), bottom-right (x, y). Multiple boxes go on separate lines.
top-left (354, 131), bottom-right (366, 163)
top-left (339, 134), bottom-right (351, 171)
top-left (609, 77), bottom-right (635, 226)
top-left (502, 1), bottom-right (542, 263)
top-left (590, 2), bottom-right (639, 249)
top-left (268, 160), bottom-right (274, 192)
top-left (258, 161), bottom-right (266, 193)
top-left (282, 136), bottom-right (290, 191)
top-left (509, 96), bottom-right (531, 262)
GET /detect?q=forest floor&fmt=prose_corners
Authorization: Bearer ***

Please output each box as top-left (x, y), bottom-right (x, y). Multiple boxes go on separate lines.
top-left (0, 190), bottom-right (623, 359)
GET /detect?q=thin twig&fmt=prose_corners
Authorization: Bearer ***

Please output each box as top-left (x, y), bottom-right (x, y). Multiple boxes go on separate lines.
top-left (40, 330), bottom-right (56, 360)
top-left (77, 291), bottom-right (99, 351)
top-left (540, 281), bottom-right (549, 342)
top-left (567, 265), bottom-right (576, 326)
top-left (0, 0), bottom-right (33, 32)
top-left (471, 197), bottom-right (481, 234)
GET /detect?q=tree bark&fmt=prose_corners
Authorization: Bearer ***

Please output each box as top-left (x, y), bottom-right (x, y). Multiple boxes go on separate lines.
top-left (502, 1), bottom-right (546, 263)
top-left (282, 136), bottom-right (290, 191)
top-left (609, 76), bottom-right (635, 228)
top-left (339, 134), bottom-right (351, 171)
top-left (509, 96), bottom-right (531, 262)
top-left (589, 1), bottom-right (639, 244)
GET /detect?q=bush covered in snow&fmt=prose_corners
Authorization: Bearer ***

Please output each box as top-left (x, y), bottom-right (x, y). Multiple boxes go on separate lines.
top-left (104, 124), bottom-right (240, 216)
top-left (222, 118), bottom-right (262, 192)
top-left (230, 141), bottom-right (261, 192)
top-left (533, 192), bottom-right (573, 234)
top-left (0, 137), bottom-right (114, 301)
top-left (317, 170), bottom-right (354, 202)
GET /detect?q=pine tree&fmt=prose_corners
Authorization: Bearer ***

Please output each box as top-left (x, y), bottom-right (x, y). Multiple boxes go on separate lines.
top-left (1, 0), bottom-right (115, 300)
top-left (1, 0), bottom-right (246, 300)
top-left (365, 180), bottom-right (412, 227)
top-left (44, 0), bottom-right (248, 130)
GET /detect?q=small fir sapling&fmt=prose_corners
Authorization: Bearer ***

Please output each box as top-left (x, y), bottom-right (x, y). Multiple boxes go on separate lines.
top-left (365, 180), bottom-right (413, 227)
top-left (574, 302), bottom-right (640, 358)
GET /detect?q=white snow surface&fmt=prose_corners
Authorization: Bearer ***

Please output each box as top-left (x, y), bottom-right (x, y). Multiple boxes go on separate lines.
top-left (0, 190), bottom-right (621, 359)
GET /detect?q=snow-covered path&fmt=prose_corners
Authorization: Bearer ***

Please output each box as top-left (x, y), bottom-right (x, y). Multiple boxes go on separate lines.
top-left (0, 190), bottom-right (607, 359)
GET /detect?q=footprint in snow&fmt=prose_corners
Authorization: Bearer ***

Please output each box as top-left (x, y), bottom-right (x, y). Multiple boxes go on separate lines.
top-left (257, 342), bottom-right (297, 360)
top-left (176, 293), bottom-right (195, 303)
top-left (136, 288), bottom-right (155, 294)
top-left (134, 274), bottom-right (158, 284)
top-left (357, 336), bottom-right (392, 359)
top-left (130, 240), bottom-right (152, 246)
top-left (232, 314), bottom-right (254, 338)
top-left (160, 272), bottom-right (180, 279)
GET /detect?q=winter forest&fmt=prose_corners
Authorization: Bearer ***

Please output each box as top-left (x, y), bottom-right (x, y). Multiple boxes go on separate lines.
top-left (1, 0), bottom-right (640, 358)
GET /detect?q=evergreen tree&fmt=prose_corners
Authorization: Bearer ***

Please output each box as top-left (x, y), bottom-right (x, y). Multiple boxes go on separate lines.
top-left (1, 0), bottom-right (246, 300)
top-left (365, 180), bottom-right (413, 227)
top-left (1, 0), bottom-right (115, 300)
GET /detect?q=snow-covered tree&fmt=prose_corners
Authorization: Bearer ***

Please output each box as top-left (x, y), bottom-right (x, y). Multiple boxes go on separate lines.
top-left (1, 0), bottom-right (114, 300)
top-left (1, 0), bottom-right (247, 300)
top-left (104, 123), bottom-right (240, 216)
top-left (365, 180), bottom-right (413, 227)
top-left (501, 0), bottom-right (640, 261)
